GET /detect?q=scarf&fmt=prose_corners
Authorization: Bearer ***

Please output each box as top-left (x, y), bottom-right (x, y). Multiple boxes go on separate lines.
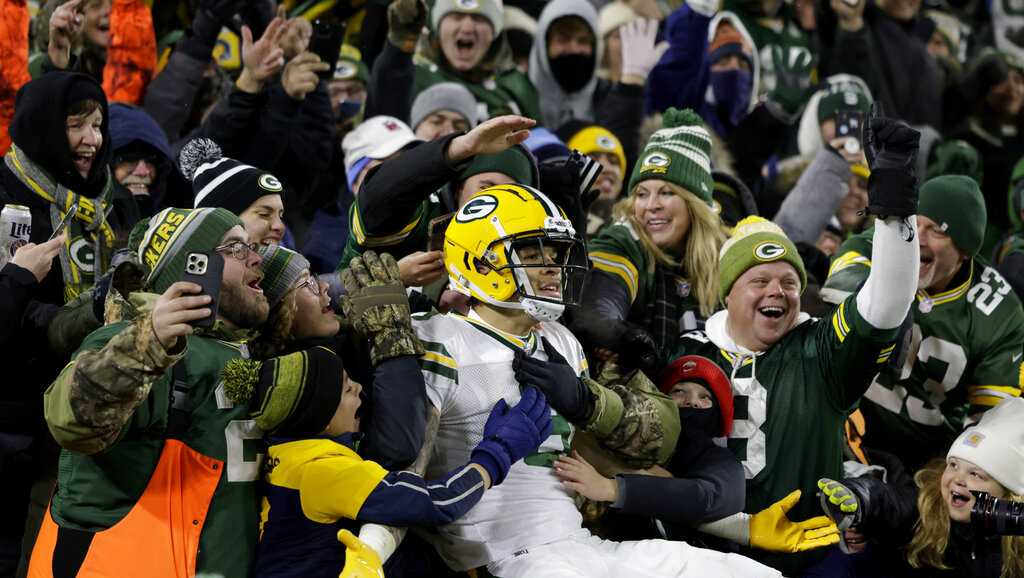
top-left (5, 143), bottom-right (115, 302)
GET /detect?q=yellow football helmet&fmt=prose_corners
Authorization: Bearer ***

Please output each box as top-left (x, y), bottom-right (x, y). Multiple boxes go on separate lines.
top-left (444, 184), bottom-right (588, 321)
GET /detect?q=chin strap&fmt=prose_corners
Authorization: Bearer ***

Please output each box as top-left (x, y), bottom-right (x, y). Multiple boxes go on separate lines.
top-left (522, 298), bottom-right (565, 322)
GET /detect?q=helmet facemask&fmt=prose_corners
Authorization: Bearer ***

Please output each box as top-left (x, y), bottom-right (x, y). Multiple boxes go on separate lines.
top-left (504, 231), bottom-right (588, 321)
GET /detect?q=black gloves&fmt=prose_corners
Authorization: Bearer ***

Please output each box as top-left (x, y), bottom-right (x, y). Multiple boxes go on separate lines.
top-left (617, 323), bottom-right (660, 376)
top-left (514, 337), bottom-right (593, 424)
top-left (864, 103), bottom-right (921, 219)
top-left (537, 150), bottom-right (602, 238)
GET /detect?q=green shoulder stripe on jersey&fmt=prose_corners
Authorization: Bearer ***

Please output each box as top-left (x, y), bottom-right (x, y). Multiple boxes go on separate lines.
top-left (458, 314), bottom-right (538, 354)
top-left (419, 340), bottom-right (458, 382)
top-left (916, 261), bottom-right (973, 307)
top-left (351, 201), bottom-right (425, 247)
top-left (421, 359), bottom-right (458, 382)
top-left (589, 250), bottom-right (639, 301)
top-left (832, 300), bottom-right (851, 343)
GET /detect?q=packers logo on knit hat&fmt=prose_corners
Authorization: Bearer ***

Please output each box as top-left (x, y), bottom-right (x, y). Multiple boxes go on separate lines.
top-left (754, 241), bottom-right (786, 261)
top-left (597, 135), bottom-right (615, 150)
top-left (641, 153), bottom-right (671, 173)
top-left (964, 432), bottom-right (986, 447)
top-left (335, 61), bottom-right (357, 80)
top-left (258, 174), bottom-right (283, 193)
top-left (457, 0), bottom-right (480, 9)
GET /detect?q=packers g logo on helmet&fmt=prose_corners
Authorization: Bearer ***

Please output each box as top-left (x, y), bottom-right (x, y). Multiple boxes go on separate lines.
top-left (443, 184), bottom-right (588, 321)
top-left (753, 241), bottom-right (786, 261)
top-left (455, 194), bottom-right (499, 223)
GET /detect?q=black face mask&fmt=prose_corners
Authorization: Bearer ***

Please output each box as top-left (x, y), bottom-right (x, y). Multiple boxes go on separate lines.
top-left (549, 53), bottom-right (595, 93)
top-left (679, 406), bottom-right (721, 439)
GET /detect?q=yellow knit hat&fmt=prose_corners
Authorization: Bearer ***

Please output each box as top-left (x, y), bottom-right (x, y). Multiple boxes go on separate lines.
top-left (568, 126), bottom-right (626, 172)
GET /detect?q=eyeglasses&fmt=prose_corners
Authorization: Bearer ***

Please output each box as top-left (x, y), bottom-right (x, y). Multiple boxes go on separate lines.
top-left (215, 240), bottom-right (260, 261)
top-left (295, 276), bottom-right (322, 297)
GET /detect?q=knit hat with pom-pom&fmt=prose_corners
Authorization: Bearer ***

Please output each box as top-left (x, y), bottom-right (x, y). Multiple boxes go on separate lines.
top-left (221, 346), bottom-right (344, 436)
top-left (179, 138), bottom-right (284, 216)
top-left (628, 108), bottom-right (714, 204)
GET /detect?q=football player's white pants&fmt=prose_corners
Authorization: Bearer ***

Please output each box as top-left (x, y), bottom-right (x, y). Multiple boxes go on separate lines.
top-left (486, 529), bottom-right (782, 578)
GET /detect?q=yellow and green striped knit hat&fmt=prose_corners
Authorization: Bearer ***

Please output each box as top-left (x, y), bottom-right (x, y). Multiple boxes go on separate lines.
top-left (257, 243), bottom-right (311, 308)
top-left (221, 347), bottom-right (344, 436)
top-left (718, 216), bottom-right (806, 301)
top-left (135, 207), bottom-right (243, 294)
top-left (628, 108), bottom-right (714, 204)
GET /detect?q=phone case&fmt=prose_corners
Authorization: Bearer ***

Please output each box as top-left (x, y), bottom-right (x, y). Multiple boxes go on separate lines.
top-left (427, 214), bottom-right (454, 252)
top-left (181, 252), bottom-right (225, 328)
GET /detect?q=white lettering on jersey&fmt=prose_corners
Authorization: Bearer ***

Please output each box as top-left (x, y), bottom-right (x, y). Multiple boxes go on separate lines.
top-left (967, 267), bottom-right (1012, 316)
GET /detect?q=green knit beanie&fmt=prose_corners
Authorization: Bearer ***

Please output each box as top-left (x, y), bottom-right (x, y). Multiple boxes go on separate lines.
top-left (628, 108), bottom-right (714, 204)
top-left (221, 346), bottom-right (344, 436)
top-left (918, 175), bottom-right (987, 257)
top-left (718, 216), bottom-right (806, 301)
top-left (136, 207), bottom-right (243, 294)
top-left (460, 145), bottom-right (537, 187)
top-left (816, 85), bottom-right (871, 124)
top-left (258, 243), bottom-right (311, 308)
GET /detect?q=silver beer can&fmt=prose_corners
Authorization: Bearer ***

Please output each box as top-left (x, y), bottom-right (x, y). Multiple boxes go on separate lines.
top-left (0, 204), bottom-right (32, 268)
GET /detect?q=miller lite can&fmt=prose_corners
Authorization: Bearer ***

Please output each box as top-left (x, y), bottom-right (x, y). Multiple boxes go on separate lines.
top-left (0, 204), bottom-right (32, 268)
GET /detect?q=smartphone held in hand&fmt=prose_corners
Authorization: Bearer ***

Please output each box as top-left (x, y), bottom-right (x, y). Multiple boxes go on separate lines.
top-left (182, 252), bottom-right (224, 328)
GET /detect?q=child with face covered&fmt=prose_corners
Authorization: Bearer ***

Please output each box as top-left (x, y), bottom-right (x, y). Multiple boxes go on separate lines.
top-left (553, 355), bottom-right (743, 538)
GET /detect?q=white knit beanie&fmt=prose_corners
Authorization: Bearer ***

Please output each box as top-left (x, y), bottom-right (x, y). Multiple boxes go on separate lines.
top-left (947, 397), bottom-right (1024, 495)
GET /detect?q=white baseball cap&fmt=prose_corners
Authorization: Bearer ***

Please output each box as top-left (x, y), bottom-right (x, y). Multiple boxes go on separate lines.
top-left (342, 116), bottom-right (422, 179)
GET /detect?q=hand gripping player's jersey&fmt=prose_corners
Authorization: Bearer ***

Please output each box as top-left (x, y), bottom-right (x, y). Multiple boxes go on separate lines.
top-left (823, 229), bottom-right (1024, 469)
top-left (674, 293), bottom-right (899, 525)
top-left (414, 310), bottom-right (588, 571)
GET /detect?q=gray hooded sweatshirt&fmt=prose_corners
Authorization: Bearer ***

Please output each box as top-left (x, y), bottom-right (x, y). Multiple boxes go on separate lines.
top-left (528, 0), bottom-right (601, 129)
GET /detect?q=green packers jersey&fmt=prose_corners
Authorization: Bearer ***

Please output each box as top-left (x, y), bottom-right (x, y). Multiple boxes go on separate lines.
top-left (676, 295), bottom-right (898, 522)
top-left (51, 323), bottom-right (264, 577)
top-left (587, 221), bottom-right (705, 356)
top-left (338, 197), bottom-right (444, 272)
top-left (823, 230), bottom-right (1024, 469)
top-left (414, 64), bottom-right (541, 122)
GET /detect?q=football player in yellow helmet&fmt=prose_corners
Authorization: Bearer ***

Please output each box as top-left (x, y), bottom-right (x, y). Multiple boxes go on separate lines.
top-left (443, 183), bottom-right (588, 323)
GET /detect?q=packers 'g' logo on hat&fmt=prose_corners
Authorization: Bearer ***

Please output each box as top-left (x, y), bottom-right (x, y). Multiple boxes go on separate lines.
top-left (456, 194), bottom-right (498, 223)
top-left (597, 135), bottom-right (616, 150)
top-left (641, 152), bottom-right (670, 174)
top-left (259, 174), bottom-right (283, 193)
top-left (334, 61), bottom-right (357, 80)
top-left (753, 241), bottom-right (786, 261)
top-left (682, 360), bottom-right (697, 371)
top-left (456, 0), bottom-right (480, 10)
top-left (964, 431), bottom-right (986, 447)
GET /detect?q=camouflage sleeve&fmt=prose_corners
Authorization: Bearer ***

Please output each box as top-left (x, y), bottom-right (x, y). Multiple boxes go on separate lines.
top-left (583, 367), bottom-right (681, 469)
top-left (43, 315), bottom-right (184, 455)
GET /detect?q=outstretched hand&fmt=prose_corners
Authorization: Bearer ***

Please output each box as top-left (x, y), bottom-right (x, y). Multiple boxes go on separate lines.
top-left (748, 490), bottom-right (840, 553)
top-left (241, 16), bottom-right (286, 85)
top-left (554, 451), bottom-right (618, 502)
top-left (447, 116), bottom-right (537, 162)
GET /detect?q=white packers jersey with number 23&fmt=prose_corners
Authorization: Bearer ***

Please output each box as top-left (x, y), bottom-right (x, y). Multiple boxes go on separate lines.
top-left (413, 310), bottom-right (589, 571)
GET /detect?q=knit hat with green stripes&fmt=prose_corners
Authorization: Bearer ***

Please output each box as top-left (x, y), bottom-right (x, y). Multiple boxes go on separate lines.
top-left (257, 243), bottom-right (311, 308)
top-left (628, 108), bottom-right (714, 204)
top-left (918, 175), bottom-right (987, 257)
top-left (221, 346), bottom-right (344, 435)
top-left (718, 216), bottom-right (806, 301)
top-left (136, 207), bottom-right (243, 294)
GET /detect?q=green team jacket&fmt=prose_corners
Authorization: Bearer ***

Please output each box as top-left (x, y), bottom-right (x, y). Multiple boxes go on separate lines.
top-left (822, 230), bottom-right (1024, 469)
top-left (675, 294), bottom-right (898, 571)
top-left (43, 310), bottom-right (264, 577)
top-left (338, 195), bottom-right (444, 271)
top-left (414, 63), bottom-right (541, 121)
top-left (587, 221), bottom-right (705, 351)
top-left (675, 294), bottom-right (898, 520)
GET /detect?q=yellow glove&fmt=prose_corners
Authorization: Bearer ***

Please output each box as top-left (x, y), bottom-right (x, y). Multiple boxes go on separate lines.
top-left (338, 529), bottom-right (385, 578)
top-left (749, 489), bottom-right (840, 553)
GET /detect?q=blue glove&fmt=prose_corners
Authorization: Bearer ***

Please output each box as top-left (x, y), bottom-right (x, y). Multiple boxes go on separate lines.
top-left (514, 337), bottom-right (592, 423)
top-left (471, 387), bottom-right (553, 485)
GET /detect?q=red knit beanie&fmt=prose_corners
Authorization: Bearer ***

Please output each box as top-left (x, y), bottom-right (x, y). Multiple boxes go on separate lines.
top-left (659, 355), bottom-right (734, 437)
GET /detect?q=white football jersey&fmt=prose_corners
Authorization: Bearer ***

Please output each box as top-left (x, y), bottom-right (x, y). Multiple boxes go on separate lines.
top-left (414, 310), bottom-right (589, 570)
